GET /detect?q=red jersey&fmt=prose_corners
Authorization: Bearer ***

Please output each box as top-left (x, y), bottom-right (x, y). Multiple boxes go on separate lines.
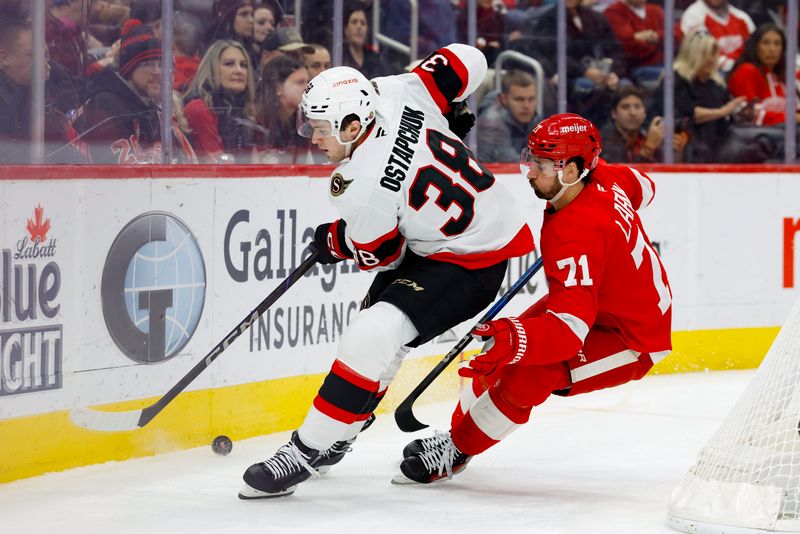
top-left (604, 1), bottom-right (665, 69)
top-left (728, 63), bottom-right (800, 126)
top-left (519, 160), bottom-right (672, 365)
top-left (679, 0), bottom-right (754, 72)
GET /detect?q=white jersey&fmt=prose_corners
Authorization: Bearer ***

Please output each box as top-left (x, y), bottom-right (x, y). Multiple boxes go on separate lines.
top-left (328, 45), bottom-right (534, 272)
top-left (679, 0), bottom-right (754, 72)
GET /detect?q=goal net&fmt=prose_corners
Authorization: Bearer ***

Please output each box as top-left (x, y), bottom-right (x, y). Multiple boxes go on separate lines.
top-left (667, 298), bottom-right (800, 533)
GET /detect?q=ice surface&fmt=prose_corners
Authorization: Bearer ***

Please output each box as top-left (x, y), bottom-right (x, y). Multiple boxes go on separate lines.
top-left (0, 370), bottom-right (752, 534)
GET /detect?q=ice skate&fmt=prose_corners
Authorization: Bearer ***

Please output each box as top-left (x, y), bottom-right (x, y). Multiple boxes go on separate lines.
top-left (239, 431), bottom-right (321, 499)
top-left (401, 429), bottom-right (452, 458)
top-left (392, 431), bottom-right (471, 485)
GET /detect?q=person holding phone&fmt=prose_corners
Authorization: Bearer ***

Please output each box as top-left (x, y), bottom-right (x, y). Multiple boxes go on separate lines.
top-left (600, 86), bottom-right (688, 163)
top-left (728, 24), bottom-right (800, 126)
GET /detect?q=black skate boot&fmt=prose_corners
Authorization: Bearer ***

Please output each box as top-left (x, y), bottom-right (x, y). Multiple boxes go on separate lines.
top-left (392, 431), bottom-right (471, 485)
top-left (239, 431), bottom-right (321, 499)
top-left (316, 413), bottom-right (376, 474)
top-left (402, 429), bottom-right (452, 458)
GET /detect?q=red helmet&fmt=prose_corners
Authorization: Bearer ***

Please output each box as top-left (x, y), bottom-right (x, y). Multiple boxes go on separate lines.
top-left (526, 113), bottom-right (601, 171)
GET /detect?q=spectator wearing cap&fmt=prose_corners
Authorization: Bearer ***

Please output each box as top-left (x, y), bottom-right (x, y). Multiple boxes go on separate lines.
top-left (476, 70), bottom-right (540, 163)
top-left (75, 19), bottom-right (194, 163)
top-left (343, 1), bottom-right (392, 79)
top-left (184, 39), bottom-right (257, 163)
top-left (259, 27), bottom-right (315, 72)
top-left (256, 55), bottom-right (316, 163)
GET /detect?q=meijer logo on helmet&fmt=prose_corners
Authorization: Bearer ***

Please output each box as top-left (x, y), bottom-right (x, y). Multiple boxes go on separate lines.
top-left (559, 124), bottom-right (588, 134)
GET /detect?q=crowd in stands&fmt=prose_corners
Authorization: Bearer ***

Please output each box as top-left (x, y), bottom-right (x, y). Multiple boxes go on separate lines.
top-left (0, 0), bottom-right (798, 165)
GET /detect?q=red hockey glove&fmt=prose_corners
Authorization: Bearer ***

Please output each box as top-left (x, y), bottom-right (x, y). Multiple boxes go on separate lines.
top-left (458, 317), bottom-right (529, 378)
top-left (314, 219), bottom-right (353, 264)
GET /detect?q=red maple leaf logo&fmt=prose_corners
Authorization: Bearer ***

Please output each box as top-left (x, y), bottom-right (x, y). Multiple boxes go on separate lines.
top-left (26, 204), bottom-right (51, 242)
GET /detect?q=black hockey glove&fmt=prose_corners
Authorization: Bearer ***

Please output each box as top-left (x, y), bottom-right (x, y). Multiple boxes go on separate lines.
top-left (314, 219), bottom-right (354, 264)
top-left (445, 101), bottom-right (476, 140)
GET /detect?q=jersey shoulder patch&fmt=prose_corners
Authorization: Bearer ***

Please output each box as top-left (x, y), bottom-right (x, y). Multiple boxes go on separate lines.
top-left (330, 172), bottom-right (353, 197)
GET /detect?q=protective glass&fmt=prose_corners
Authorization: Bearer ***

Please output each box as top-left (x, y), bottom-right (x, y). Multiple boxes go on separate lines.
top-left (519, 148), bottom-right (555, 176)
top-left (296, 108), bottom-right (335, 139)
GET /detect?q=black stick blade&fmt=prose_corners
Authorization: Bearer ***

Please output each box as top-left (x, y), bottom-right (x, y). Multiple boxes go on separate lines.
top-left (395, 399), bottom-right (429, 432)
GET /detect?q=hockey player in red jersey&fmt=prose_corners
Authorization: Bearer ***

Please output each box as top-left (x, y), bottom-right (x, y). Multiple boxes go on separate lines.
top-left (238, 44), bottom-right (534, 499)
top-left (395, 113), bottom-right (673, 484)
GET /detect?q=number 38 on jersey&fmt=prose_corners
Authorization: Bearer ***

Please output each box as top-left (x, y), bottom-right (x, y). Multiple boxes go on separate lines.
top-left (409, 130), bottom-right (495, 237)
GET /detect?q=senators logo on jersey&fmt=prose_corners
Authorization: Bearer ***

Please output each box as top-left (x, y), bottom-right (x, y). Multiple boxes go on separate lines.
top-left (330, 173), bottom-right (353, 197)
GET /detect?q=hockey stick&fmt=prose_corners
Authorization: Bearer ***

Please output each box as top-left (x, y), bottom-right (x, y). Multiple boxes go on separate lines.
top-left (394, 255), bottom-right (544, 433)
top-left (70, 244), bottom-right (320, 432)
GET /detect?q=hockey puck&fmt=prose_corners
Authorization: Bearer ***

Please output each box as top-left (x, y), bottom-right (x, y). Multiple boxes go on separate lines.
top-left (212, 435), bottom-right (233, 456)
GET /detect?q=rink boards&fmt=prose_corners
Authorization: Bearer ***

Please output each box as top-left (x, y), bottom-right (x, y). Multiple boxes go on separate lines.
top-left (0, 163), bottom-right (798, 482)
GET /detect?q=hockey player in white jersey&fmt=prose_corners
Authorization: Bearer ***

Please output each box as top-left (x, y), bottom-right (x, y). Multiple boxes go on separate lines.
top-left (239, 44), bottom-right (534, 499)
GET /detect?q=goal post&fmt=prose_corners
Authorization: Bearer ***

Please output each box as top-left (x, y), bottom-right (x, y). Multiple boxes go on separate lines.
top-left (667, 298), bottom-right (800, 533)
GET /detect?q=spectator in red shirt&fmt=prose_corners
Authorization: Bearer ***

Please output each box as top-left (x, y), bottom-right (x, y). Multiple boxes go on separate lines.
top-left (173, 12), bottom-right (204, 92)
top-left (183, 39), bottom-right (257, 163)
top-left (604, 0), bottom-right (664, 83)
top-left (728, 24), bottom-right (800, 126)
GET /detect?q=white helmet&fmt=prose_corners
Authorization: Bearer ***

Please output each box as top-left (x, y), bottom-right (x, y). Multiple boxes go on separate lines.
top-left (297, 66), bottom-right (377, 147)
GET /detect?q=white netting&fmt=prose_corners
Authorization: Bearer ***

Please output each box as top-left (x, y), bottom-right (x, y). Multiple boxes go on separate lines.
top-left (668, 297), bottom-right (800, 533)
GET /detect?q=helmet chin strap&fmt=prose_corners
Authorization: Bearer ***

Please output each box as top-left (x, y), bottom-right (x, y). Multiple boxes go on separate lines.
top-left (549, 166), bottom-right (589, 205)
top-left (339, 121), bottom-right (372, 159)
top-left (343, 139), bottom-right (354, 159)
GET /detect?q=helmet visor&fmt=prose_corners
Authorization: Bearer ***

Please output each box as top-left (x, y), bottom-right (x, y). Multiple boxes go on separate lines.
top-left (297, 108), bottom-right (335, 139)
top-left (519, 148), bottom-right (555, 176)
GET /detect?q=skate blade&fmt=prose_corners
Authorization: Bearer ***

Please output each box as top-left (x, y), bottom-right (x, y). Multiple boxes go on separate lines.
top-left (391, 472), bottom-right (417, 485)
top-left (316, 465), bottom-right (332, 475)
top-left (391, 469), bottom-right (463, 486)
top-left (237, 483), bottom-right (296, 499)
